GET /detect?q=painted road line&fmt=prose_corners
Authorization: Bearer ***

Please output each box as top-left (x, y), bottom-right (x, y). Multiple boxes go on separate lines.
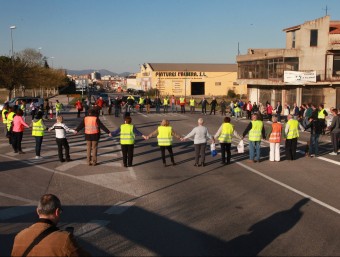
top-left (236, 161), bottom-right (340, 215)
top-left (0, 154), bottom-right (138, 196)
top-left (0, 192), bottom-right (36, 204)
top-left (317, 156), bottom-right (340, 166)
top-left (104, 201), bottom-right (136, 215)
top-left (0, 204), bottom-right (36, 221)
top-left (74, 220), bottom-right (110, 238)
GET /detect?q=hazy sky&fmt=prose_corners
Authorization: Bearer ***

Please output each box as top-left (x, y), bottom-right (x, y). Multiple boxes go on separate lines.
top-left (1, 0), bottom-right (339, 73)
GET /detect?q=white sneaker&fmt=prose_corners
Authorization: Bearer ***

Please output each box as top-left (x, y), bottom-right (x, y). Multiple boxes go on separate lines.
top-left (35, 156), bottom-right (43, 159)
top-left (329, 152), bottom-right (337, 156)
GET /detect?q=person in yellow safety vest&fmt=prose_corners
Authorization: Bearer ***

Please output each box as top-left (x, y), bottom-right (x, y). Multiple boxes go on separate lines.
top-left (163, 97), bottom-right (169, 113)
top-left (20, 100), bottom-right (27, 121)
top-left (30, 111), bottom-right (47, 159)
top-left (179, 96), bottom-right (186, 114)
top-left (234, 104), bottom-right (241, 120)
top-left (55, 100), bottom-right (63, 118)
top-left (284, 114), bottom-right (299, 161)
top-left (266, 115), bottom-right (283, 162)
top-left (6, 106), bottom-right (16, 145)
top-left (189, 97), bottom-right (196, 114)
top-left (317, 104), bottom-right (328, 135)
top-left (75, 109), bottom-right (111, 166)
top-left (138, 96), bottom-right (145, 113)
top-left (242, 113), bottom-right (266, 163)
top-left (147, 119), bottom-right (181, 167)
top-left (214, 116), bottom-right (242, 165)
top-left (2, 103), bottom-right (9, 137)
top-left (111, 116), bottom-right (146, 167)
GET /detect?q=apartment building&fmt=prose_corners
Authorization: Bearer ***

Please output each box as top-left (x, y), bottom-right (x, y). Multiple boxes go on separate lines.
top-left (237, 15), bottom-right (340, 109)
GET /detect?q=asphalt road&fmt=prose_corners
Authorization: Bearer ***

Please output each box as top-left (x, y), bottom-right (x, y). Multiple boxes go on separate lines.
top-left (0, 108), bottom-right (339, 256)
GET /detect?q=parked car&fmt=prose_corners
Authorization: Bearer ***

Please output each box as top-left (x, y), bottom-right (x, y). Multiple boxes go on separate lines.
top-left (0, 97), bottom-right (44, 111)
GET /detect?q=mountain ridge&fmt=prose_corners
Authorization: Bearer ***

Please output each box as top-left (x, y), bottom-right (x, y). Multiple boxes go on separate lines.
top-left (67, 69), bottom-right (132, 77)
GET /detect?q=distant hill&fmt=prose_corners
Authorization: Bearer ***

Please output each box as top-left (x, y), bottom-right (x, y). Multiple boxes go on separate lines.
top-left (66, 69), bottom-right (132, 77)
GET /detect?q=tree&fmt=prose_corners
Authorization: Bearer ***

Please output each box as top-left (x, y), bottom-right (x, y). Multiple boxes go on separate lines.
top-left (0, 50), bottom-right (68, 99)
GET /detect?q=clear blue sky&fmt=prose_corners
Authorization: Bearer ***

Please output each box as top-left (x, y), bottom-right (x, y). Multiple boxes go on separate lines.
top-left (1, 0), bottom-right (339, 73)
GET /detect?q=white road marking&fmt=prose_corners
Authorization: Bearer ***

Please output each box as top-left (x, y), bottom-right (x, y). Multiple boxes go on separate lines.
top-left (317, 156), bottom-right (340, 166)
top-left (73, 220), bottom-right (110, 238)
top-left (0, 192), bottom-right (35, 204)
top-left (104, 201), bottom-right (135, 215)
top-left (236, 161), bottom-right (340, 215)
top-left (0, 154), bottom-right (138, 196)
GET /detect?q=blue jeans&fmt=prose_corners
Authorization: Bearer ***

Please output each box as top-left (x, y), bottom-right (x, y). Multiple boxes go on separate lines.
top-left (35, 136), bottom-right (43, 156)
top-left (310, 134), bottom-right (320, 156)
top-left (249, 141), bottom-right (261, 161)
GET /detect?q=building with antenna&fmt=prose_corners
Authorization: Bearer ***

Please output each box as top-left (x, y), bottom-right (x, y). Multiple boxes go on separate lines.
top-left (237, 15), bottom-right (340, 109)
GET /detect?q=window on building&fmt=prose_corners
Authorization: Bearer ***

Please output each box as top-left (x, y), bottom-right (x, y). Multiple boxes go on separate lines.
top-left (292, 31), bottom-right (296, 49)
top-left (215, 82), bottom-right (222, 86)
top-left (310, 30), bottom-right (318, 47)
top-left (333, 55), bottom-right (340, 77)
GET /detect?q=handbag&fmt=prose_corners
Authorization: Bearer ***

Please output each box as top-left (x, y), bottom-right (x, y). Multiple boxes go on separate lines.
top-left (237, 140), bottom-right (244, 153)
top-left (210, 143), bottom-right (217, 157)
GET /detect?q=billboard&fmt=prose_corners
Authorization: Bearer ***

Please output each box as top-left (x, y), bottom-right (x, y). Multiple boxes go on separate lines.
top-left (284, 71), bottom-right (316, 85)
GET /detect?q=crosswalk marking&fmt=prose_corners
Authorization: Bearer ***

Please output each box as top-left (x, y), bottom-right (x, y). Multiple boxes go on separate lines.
top-left (104, 201), bottom-right (135, 215)
top-left (73, 220), bottom-right (111, 238)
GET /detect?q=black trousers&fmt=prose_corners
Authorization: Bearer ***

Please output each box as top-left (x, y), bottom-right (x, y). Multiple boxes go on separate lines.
top-left (202, 106), bottom-right (207, 114)
top-left (121, 144), bottom-right (134, 166)
top-left (210, 107), bottom-right (216, 115)
top-left (56, 138), bottom-right (70, 161)
top-left (285, 138), bottom-right (298, 160)
top-left (12, 132), bottom-right (23, 152)
top-left (220, 143), bottom-right (231, 163)
top-left (160, 146), bottom-right (174, 164)
top-left (181, 105), bottom-right (185, 113)
top-left (247, 110), bottom-right (251, 119)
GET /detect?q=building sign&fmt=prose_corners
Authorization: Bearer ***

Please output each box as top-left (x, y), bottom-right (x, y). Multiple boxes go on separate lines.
top-left (75, 79), bottom-right (88, 91)
top-left (284, 71), bottom-right (316, 84)
top-left (155, 71), bottom-right (206, 77)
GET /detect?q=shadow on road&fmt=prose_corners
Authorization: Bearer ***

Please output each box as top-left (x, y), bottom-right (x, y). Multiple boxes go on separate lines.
top-left (0, 195), bottom-right (309, 256)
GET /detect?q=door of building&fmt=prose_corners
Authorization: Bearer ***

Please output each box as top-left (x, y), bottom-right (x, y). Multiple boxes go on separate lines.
top-left (191, 82), bottom-right (205, 95)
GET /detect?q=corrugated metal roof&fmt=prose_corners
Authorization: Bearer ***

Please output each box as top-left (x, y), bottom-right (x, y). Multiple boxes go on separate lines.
top-left (148, 63), bottom-right (237, 72)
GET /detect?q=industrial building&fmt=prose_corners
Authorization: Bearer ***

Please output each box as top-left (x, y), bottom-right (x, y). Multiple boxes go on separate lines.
top-left (136, 63), bottom-right (246, 97)
top-left (237, 15), bottom-right (340, 109)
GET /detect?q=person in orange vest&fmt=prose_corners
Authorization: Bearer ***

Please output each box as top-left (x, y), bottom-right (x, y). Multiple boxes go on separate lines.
top-left (266, 115), bottom-right (283, 162)
top-left (75, 108), bottom-right (111, 166)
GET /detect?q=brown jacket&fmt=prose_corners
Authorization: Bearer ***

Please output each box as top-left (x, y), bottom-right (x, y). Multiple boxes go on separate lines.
top-left (11, 219), bottom-right (90, 257)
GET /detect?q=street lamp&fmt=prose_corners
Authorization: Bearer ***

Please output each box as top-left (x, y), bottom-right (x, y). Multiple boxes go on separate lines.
top-left (10, 25), bottom-right (16, 58)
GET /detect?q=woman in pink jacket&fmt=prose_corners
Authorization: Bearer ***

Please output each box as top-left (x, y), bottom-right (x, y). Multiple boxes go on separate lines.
top-left (12, 109), bottom-right (29, 154)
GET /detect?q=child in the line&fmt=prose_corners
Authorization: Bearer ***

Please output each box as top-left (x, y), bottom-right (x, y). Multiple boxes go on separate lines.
top-left (48, 116), bottom-right (76, 162)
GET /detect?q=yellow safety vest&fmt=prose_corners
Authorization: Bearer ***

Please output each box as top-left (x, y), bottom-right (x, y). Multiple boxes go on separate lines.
top-left (286, 119), bottom-right (299, 139)
top-left (234, 107), bottom-right (241, 113)
top-left (139, 98), bottom-right (144, 105)
top-left (180, 97), bottom-right (185, 104)
top-left (2, 110), bottom-right (8, 124)
top-left (6, 112), bottom-right (15, 130)
top-left (318, 109), bottom-right (326, 119)
top-left (20, 104), bottom-right (25, 111)
top-left (32, 119), bottom-right (45, 136)
top-left (189, 99), bottom-right (195, 106)
top-left (157, 126), bottom-right (172, 146)
top-left (120, 124), bottom-right (134, 145)
top-left (56, 103), bottom-right (63, 111)
top-left (249, 120), bottom-right (263, 141)
top-left (163, 99), bottom-right (169, 105)
top-left (218, 123), bottom-right (234, 143)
